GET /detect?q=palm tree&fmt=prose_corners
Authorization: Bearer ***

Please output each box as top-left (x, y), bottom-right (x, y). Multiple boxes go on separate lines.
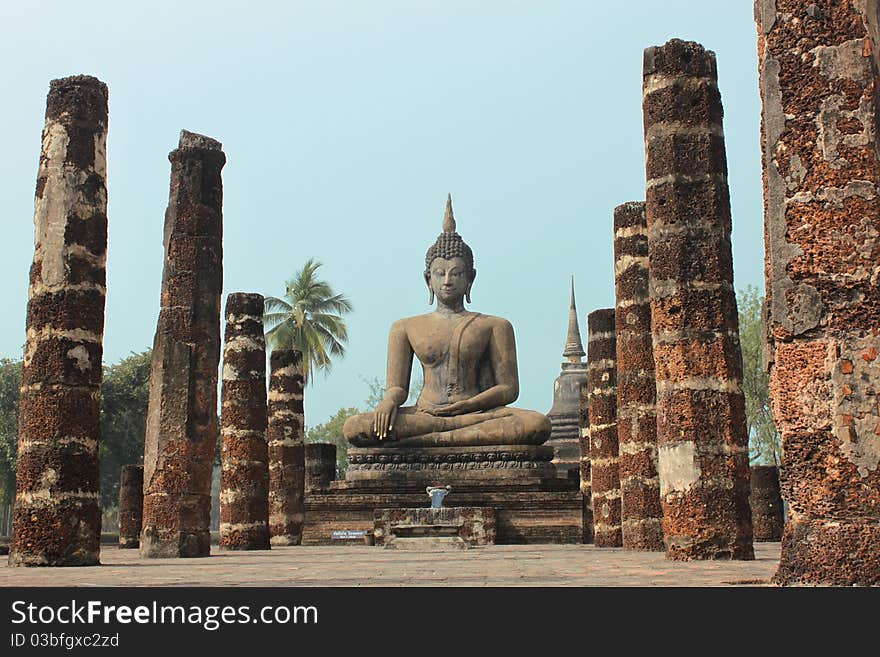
top-left (264, 259), bottom-right (353, 384)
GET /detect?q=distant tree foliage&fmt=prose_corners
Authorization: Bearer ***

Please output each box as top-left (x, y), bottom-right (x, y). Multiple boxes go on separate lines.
top-left (737, 285), bottom-right (780, 465)
top-left (0, 358), bottom-right (22, 506)
top-left (99, 350), bottom-right (152, 508)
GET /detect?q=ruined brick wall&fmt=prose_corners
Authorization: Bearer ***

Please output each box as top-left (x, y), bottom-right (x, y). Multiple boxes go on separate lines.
top-left (220, 293), bottom-right (270, 550)
top-left (140, 130), bottom-right (225, 558)
top-left (756, 0), bottom-right (880, 584)
top-left (268, 349), bottom-right (305, 546)
top-left (643, 39), bottom-right (753, 560)
top-left (587, 308), bottom-right (621, 547)
top-left (9, 76), bottom-right (108, 567)
top-left (614, 201), bottom-right (663, 551)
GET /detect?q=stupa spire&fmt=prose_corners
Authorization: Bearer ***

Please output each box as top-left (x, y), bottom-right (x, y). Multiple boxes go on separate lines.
top-left (562, 277), bottom-right (585, 362)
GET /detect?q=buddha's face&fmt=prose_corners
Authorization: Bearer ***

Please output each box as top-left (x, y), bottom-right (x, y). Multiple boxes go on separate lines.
top-left (427, 256), bottom-right (473, 305)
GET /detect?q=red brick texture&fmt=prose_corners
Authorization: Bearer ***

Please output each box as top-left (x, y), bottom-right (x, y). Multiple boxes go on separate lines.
top-left (10, 76), bottom-right (108, 567)
top-left (643, 40), bottom-right (754, 560)
top-left (756, 0), bottom-right (880, 584)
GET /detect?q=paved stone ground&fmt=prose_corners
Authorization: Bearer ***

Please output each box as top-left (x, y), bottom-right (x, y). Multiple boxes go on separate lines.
top-left (0, 542), bottom-right (780, 587)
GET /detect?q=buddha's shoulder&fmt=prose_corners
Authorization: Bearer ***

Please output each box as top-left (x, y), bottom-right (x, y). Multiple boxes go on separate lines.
top-left (473, 313), bottom-right (514, 331)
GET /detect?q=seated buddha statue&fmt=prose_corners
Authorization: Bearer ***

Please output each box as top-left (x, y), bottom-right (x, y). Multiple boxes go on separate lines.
top-left (343, 195), bottom-right (551, 448)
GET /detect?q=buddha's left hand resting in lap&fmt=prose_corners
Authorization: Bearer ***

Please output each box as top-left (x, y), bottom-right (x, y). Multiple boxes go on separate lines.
top-left (343, 195), bottom-right (551, 448)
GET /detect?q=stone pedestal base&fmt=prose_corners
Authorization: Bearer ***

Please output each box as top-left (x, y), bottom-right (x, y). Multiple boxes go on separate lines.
top-left (346, 444), bottom-right (557, 485)
top-left (374, 507), bottom-right (496, 550)
top-left (304, 443), bottom-right (582, 545)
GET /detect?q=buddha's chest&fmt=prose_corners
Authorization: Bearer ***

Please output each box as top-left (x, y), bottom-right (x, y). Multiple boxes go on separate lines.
top-left (409, 319), bottom-right (491, 367)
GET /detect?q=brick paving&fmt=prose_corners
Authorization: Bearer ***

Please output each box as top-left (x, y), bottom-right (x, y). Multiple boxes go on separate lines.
top-left (1, 542), bottom-right (780, 587)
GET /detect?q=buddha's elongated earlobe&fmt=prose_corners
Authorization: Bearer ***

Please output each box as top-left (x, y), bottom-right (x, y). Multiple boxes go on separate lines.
top-left (429, 289), bottom-right (435, 305)
top-left (465, 285), bottom-right (472, 304)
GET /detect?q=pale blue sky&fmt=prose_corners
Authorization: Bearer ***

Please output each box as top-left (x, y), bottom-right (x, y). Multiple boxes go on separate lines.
top-left (0, 1), bottom-right (764, 427)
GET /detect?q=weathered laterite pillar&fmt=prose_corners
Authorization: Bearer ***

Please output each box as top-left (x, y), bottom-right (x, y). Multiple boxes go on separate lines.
top-left (614, 201), bottom-right (663, 551)
top-left (118, 465), bottom-right (144, 549)
top-left (220, 293), bottom-right (270, 550)
top-left (750, 465), bottom-right (783, 542)
top-left (643, 39), bottom-right (753, 560)
top-left (141, 130), bottom-right (225, 558)
top-left (578, 379), bottom-right (593, 543)
top-left (587, 309), bottom-right (621, 547)
top-left (9, 76), bottom-right (108, 567)
top-left (268, 349), bottom-right (306, 546)
top-left (305, 444), bottom-right (337, 492)
top-left (756, 1), bottom-right (880, 584)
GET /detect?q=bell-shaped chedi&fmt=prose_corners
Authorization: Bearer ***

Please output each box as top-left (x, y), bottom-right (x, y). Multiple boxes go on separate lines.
top-left (546, 278), bottom-right (589, 477)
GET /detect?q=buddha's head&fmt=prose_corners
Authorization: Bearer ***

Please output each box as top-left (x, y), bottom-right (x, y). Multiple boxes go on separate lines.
top-left (424, 194), bottom-right (476, 305)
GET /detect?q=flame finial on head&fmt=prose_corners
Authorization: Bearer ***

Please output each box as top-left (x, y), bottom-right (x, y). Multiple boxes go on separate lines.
top-left (442, 193), bottom-right (456, 233)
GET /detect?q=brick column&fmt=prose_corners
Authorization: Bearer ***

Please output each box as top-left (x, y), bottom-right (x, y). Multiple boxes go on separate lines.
top-left (578, 379), bottom-right (593, 543)
top-left (118, 465), bottom-right (144, 549)
top-left (750, 465), bottom-right (783, 542)
top-left (643, 39), bottom-right (753, 560)
top-left (141, 130), bottom-right (225, 558)
top-left (9, 76), bottom-right (108, 567)
top-left (756, 0), bottom-right (880, 584)
top-left (268, 349), bottom-right (305, 546)
top-left (219, 293), bottom-right (270, 550)
top-left (305, 444), bottom-right (337, 492)
top-left (587, 308), bottom-right (621, 547)
top-left (614, 201), bottom-right (663, 551)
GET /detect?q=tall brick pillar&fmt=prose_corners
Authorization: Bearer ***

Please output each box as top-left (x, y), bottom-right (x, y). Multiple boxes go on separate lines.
top-left (614, 201), bottom-right (663, 551)
top-left (141, 130), bottom-right (225, 558)
top-left (643, 39), bottom-right (753, 560)
top-left (268, 349), bottom-right (306, 546)
top-left (578, 379), bottom-right (593, 543)
top-left (220, 293), bottom-right (270, 550)
top-left (756, 1), bottom-right (880, 584)
top-left (305, 444), bottom-right (337, 491)
top-left (749, 465), bottom-right (783, 543)
top-left (587, 309), bottom-right (621, 547)
top-left (118, 465), bottom-right (144, 549)
top-left (9, 76), bottom-right (108, 567)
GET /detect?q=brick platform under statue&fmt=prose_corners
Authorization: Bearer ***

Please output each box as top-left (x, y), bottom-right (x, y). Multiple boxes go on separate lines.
top-left (302, 444), bottom-right (582, 545)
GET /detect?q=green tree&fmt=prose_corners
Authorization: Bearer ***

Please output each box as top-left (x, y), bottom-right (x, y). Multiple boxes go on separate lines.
top-left (99, 349), bottom-right (152, 508)
top-left (264, 259), bottom-right (353, 383)
top-left (737, 285), bottom-right (780, 465)
top-left (0, 358), bottom-right (22, 507)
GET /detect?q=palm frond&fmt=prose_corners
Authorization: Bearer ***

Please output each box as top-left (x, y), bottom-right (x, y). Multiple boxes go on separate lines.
top-left (265, 258), bottom-right (351, 384)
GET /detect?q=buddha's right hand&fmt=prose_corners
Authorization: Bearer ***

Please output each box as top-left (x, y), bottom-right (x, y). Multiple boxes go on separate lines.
top-left (373, 398), bottom-right (399, 440)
